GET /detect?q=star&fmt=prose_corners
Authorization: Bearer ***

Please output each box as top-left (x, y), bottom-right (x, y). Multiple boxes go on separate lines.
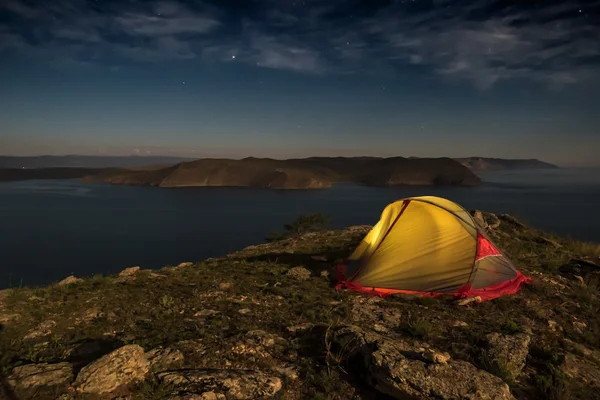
top-left (232, 55), bottom-right (236, 59)
top-left (182, 81), bottom-right (186, 85)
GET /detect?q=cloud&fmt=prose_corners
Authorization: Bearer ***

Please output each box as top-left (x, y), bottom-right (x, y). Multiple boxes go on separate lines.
top-left (1, 0), bottom-right (599, 87)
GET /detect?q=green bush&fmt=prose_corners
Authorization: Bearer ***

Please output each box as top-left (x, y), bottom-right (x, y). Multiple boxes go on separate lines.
top-left (266, 213), bottom-right (332, 242)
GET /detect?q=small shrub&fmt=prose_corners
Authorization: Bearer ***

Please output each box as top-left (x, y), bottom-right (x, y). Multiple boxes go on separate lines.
top-left (533, 366), bottom-right (569, 400)
top-left (266, 213), bottom-right (332, 242)
top-left (159, 295), bottom-right (175, 309)
top-left (500, 318), bottom-right (522, 335)
top-left (401, 314), bottom-right (433, 340)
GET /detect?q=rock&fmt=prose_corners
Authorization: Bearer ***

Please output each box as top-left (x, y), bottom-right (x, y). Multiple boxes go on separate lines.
top-left (485, 212), bottom-right (501, 229)
top-left (23, 319), bottom-right (57, 340)
top-left (287, 323), bottom-right (315, 334)
top-left (7, 362), bottom-right (73, 396)
top-left (485, 333), bottom-right (531, 381)
top-left (238, 308), bottom-right (251, 315)
top-left (573, 321), bottom-right (587, 333)
top-left (119, 266), bottom-right (140, 277)
top-left (332, 325), bottom-right (515, 400)
top-left (422, 349), bottom-right (452, 364)
top-left (158, 369), bottom-right (282, 399)
top-left (174, 339), bottom-right (207, 358)
top-left (456, 296), bottom-right (482, 306)
top-left (311, 255), bottom-right (328, 262)
top-left (195, 309), bottom-right (220, 318)
top-left (471, 210), bottom-right (487, 229)
top-left (320, 270), bottom-right (330, 279)
top-left (73, 344), bottom-right (150, 394)
top-left (146, 346), bottom-right (185, 372)
top-left (57, 275), bottom-right (83, 286)
top-left (150, 272), bottom-right (168, 279)
top-left (452, 320), bottom-right (469, 327)
top-left (178, 262), bottom-right (193, 268)
top-left (219, 282), bottom-right (233, 290)
top-left (286, 266), bottom-right (311, 281)
top-left (499, 214), bottom-right (526, 229)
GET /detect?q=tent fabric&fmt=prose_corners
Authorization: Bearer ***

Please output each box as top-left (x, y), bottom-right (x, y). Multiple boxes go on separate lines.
top-left (336, 196), bottom-right (531, 301)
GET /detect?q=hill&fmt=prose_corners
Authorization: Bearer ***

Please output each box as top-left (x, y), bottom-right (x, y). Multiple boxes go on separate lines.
top-left (1, 213), bottom-right (599, 399)
top-left (454, 157), bottom-right (559, 171)
top-left (82, 156), bottom-right (482, 189)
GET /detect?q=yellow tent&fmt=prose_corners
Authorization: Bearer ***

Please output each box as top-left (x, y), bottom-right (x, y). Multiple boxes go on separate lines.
top-left (336, 196), bottom-right (530, 301)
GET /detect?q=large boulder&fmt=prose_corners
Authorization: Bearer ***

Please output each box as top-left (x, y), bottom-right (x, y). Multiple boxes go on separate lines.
top-left (332, 325), bottom-right (515, 400)
top-left (485, 333), bottom-right (531, 381)
top-left (158, 369), bottom-right (282, 399)
top-left (7, 362), bottom-right (74, 397)
top-left (73, 344), bottom-right (150, 394)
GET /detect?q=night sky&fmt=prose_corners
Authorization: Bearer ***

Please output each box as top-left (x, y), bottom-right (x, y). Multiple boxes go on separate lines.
top-left (1, 0), bottom-right (598, 166)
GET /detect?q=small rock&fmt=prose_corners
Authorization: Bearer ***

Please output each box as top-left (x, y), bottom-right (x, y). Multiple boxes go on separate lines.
top-left (23, 319), bottom-right (57, 340)
top-left (471, 210), bottom-right (487, 229)
top-left (246, 330), bottom-right (279, 347)
top-left (238, 308), bottom-right (251, 315)
top-left (422, 349), bottom-right (451, 364)
top-left (485, 333), bottom-right (531, 381)
top-left (456, 296), bottom-right (482, 306)
top-left (574, 275), bottom-right (585, 285)
top-left (73, 344), bottom-right (150, 394)
top-left (452, 320), bottom-right (469, 327)
top-left (286, 266), bottom-right (311, 281)
top-left (118, 266), bottom-right (140, 277)
top-left (58, 275), bottom-right (83, 286)
top-left (287, 323), bottom-right (314, 334)
top-left (219, 282), bottom-right (233, 290)
top-left (7, 362), bottom-right (73, 396)
top-left (373, 324), bottom-right (388, 333)
top-left (178, 262), bottom-right (193, 268)
top-left (548, 320), bottom-right (558, 331)
top-left (145, 346), bottom-right (184, 372)
top-left (158, 369), bottom-right (282, 399)
top-left (320, 270), bottom-right (330, 279)
top-left (311, 255), bottom-right (328, 262)
top-left (573, 321), bottom-right (587, 333)
top-left (150, 273), bottom-right (167, 279)
top-left (195, 309), bottom-right (220, 318)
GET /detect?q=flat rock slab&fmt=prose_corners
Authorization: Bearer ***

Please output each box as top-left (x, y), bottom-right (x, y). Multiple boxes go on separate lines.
top-left (333, 325), bottom-right (515, 400)
top-left (158, 369), bottom-right (282, 399)
top-left (7, 362), bottom-right (74, 397)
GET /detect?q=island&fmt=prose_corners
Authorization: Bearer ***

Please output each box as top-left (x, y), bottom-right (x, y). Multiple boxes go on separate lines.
top-left (81, 156), bottom-right (482, 189)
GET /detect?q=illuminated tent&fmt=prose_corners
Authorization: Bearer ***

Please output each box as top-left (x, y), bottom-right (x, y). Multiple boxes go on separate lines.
top-left (336, 196), bottom-right (531, 301)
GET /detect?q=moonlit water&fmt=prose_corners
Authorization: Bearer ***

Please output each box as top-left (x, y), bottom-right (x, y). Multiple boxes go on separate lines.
top-left (1, 168), bottom-right (598, 289)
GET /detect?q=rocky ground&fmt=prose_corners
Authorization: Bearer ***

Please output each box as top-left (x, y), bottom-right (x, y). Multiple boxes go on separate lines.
top-left (1, 212), bottom-right (599, 400)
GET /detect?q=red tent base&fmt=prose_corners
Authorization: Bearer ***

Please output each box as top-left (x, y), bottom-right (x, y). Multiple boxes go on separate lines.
top-left (335, 265), bottom-right (532, 302)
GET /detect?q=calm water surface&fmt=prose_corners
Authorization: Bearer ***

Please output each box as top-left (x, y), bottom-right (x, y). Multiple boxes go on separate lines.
top-left (1, 168), bottom-right (598, 288)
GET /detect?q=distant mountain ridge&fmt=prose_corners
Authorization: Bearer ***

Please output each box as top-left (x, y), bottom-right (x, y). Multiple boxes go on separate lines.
top-left (453, 157), bottom-right (559, 171)
top-left (0, 155), bottom-right (195, 169)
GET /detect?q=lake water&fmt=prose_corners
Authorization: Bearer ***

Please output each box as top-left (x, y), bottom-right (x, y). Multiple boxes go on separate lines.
top-left (1, 168), bottom-right (599, 289)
